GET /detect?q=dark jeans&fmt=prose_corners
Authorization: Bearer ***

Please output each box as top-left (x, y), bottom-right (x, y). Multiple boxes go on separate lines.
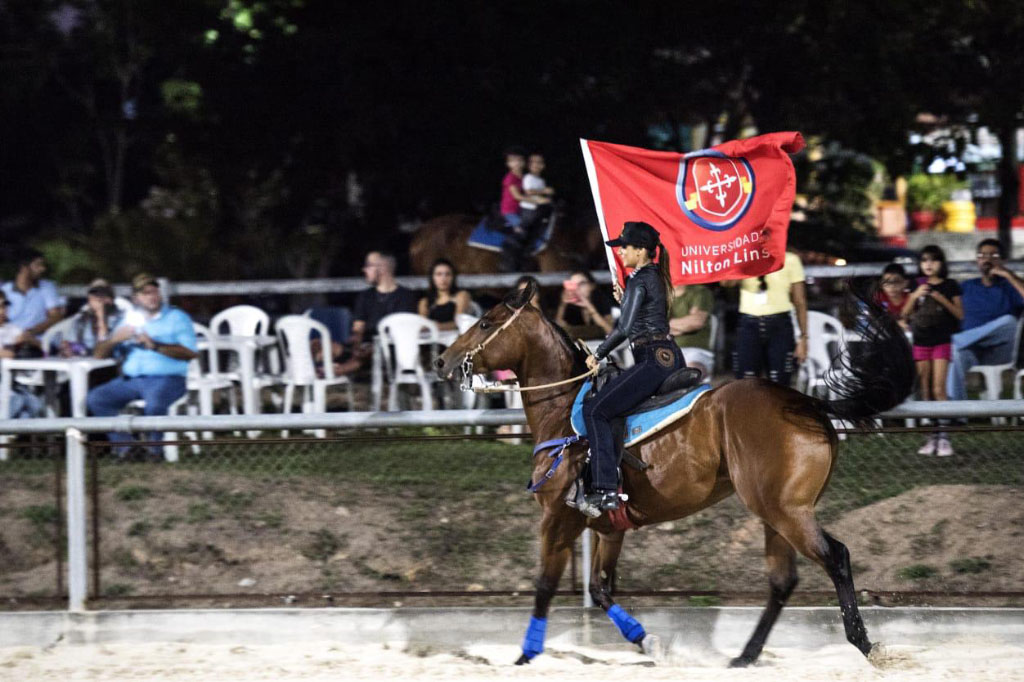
top-left (582, 340), bottom-right (684, 491)
top-left (87, 375), bottom-right (187, 453)
top-left (734, 312), bottom-right (796, 386)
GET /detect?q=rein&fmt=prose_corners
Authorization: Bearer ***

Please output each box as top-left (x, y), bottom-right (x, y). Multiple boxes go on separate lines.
top-left (458, 304), bottom-right (598, 394)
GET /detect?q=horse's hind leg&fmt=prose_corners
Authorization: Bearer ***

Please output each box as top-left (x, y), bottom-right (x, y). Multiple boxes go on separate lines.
top-left (516, 510), bottom-right (586, 665)
top-left (774, 514), bottom-right (873, 657)
top-left (820, 530), bottom-right (872, 656)
top-left (730, 523), bottom-right (799, 667)
top-left (589, 530), bottom-right (657, 654)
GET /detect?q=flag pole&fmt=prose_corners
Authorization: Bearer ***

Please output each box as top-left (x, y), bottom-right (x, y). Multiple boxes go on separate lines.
top-left (579, 138), bottom-right (620, 286)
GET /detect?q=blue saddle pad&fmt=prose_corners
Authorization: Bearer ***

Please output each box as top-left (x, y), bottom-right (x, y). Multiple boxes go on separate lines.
top-left (570, 379), bottom-right (711, 448)
top-left (467, 217), bottom-right (553, 255)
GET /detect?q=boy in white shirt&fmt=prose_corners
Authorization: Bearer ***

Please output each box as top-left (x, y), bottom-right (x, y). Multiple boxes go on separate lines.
top-left (517, 153), bottom-right (555, 253)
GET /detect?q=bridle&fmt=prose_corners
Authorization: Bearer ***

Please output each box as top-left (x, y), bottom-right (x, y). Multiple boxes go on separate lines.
top-left (457, 303), bottom-right (598, 394)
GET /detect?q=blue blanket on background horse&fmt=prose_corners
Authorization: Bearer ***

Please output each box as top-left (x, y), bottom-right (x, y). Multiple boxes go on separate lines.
top-left (467, 214), bottom-right (555, 254)
top-left (570, 380), bottom-right (711, 448)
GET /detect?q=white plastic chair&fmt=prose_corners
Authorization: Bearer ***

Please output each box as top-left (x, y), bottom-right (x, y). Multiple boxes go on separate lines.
top-left (209, 304), bottom-right (270, 337)
top-left (209, 304), bottom-right (282, 409)
top-left (798, 311), bottom-right (845, 398)
top-left (971, 316), bottom-right (1024, 401)
top-left (15, 317), bottom-right (78, 415)
top-left (377, 313), bottom-right (443, 411)
top-left (190, 323), bottom-right (239, 438)
top-left (276, 315), bottom-right (354, 437)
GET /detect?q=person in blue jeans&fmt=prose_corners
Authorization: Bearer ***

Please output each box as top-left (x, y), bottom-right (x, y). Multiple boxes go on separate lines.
top-left (88, 273), bottom-right (198, 458)
top-left (947, 238), bottom-right (1024, 402)
top-left (578, 221), bottom-right (683, 518)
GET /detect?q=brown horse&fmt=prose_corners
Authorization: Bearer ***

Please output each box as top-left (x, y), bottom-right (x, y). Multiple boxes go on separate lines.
top-left (407, 213), bottom-right (604, 275)
top-left (435, 279), bottom-right (914, 666)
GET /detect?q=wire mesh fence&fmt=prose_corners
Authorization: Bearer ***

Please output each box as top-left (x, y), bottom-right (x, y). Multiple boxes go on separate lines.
top-left (0, 436), bottom-right (66, 607)
top-left (1, 424), bottom-right (1022, 608)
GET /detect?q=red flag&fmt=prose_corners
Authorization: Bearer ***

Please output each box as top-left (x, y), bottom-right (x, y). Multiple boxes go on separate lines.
top-left (580, 132), bottom-right (805, 285)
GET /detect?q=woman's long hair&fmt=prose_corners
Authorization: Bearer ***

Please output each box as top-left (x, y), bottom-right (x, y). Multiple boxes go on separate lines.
top-left (654, 243), bottom-right (673, 315)
top-left (426, 258), bottom-right (459, 307)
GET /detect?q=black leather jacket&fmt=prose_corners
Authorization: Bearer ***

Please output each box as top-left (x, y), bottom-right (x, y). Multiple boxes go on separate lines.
top-left (594, 264), bottom-right (669, 360)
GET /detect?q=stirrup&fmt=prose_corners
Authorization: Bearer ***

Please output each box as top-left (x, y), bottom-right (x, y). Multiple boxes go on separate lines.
top-left (564, 478), bottom-right (586, 510)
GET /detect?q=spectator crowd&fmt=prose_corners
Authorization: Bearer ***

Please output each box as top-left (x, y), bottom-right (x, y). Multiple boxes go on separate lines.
top-left (2, 236), bottom-right (1022, 461)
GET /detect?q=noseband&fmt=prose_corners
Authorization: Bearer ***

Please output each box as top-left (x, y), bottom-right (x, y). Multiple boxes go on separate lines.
top-left (457, 303), bottom-right (597, 394)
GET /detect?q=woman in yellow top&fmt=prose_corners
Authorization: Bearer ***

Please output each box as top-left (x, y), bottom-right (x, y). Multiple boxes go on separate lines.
top-left (724, 251), bottom-right (808, 386)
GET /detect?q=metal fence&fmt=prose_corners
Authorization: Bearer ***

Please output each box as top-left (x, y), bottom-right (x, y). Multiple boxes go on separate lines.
top-left (55, 261), bottom-right (1024, 299)
top-left (1, 404), bottom-right (1022, 612)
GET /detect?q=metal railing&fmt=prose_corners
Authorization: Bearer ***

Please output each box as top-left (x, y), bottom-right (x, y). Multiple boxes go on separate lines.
top-left (54, 260), bottom-right (1024, 298)
top-left (1, 399), bottom-right (1022, 612)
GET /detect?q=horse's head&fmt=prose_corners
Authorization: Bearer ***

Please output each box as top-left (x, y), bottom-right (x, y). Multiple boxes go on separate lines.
top-left (434, 280), bottom-right (539, 382)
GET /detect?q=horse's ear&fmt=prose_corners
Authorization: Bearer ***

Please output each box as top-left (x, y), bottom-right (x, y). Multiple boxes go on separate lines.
top-left (504, 281), bottom-right (537, 310)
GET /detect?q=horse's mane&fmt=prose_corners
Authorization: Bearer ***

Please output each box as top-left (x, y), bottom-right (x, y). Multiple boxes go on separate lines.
top-left (537, 309), bottom-right (588, 376)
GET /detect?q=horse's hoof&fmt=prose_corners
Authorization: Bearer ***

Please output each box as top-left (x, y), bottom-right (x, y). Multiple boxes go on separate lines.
top-left (514, 654), bottom-right (531, 666)
top-left (729, 654), bottom-right (756, 668)
top-left (640, 634), bottom-right (665, 662)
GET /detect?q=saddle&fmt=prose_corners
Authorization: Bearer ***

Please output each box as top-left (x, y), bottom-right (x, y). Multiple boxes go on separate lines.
top-left (570, 366), bottom-right (711, 449)
top-left (467, 210), bottom-right (556, 263)
top-left (591, 366), bottom-right (704, 413)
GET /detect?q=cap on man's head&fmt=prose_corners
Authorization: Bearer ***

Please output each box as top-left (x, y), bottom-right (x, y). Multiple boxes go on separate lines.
top-left (132, 273), bottom-right (159, 292)
top-left (86, 278), bottom-right (115, 299)
top-left (605, 221), bottom-right (661, 252)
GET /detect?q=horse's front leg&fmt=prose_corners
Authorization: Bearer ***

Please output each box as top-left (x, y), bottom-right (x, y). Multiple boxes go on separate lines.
top-left (516, 507), bottom-right (586, 665)
top-left (589, 529), bottom-right (661, 657)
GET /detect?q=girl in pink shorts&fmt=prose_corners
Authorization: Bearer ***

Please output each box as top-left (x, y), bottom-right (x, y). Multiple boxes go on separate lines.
top-left (902, 245), bottom-right (963, 456)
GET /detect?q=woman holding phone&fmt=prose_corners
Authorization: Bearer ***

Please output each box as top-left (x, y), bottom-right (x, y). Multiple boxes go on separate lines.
top-left (554, 270), bottom-right (614, 339)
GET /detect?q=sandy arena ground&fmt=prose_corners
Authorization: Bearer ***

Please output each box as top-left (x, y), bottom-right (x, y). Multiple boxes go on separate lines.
top-left (2, 638), bottom-right (1023, 681)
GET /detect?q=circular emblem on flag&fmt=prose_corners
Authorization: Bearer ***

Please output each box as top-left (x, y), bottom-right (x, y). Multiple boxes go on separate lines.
top-left (655, 347), bottom-right (675, 368)
top-left (676, 152), bottom-right (756, 231)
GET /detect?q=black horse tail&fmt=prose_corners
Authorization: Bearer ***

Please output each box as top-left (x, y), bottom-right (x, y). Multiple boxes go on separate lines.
top-left (816, 280), bottom-right (915, 426)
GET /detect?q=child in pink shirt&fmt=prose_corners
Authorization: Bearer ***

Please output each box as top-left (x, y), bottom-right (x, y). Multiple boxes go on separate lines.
top-left (500, 147), bottom-right (527, 230)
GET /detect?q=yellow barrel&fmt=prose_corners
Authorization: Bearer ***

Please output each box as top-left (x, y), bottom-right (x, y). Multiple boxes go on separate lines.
top-left (940, 200), bottom-right (976, 232)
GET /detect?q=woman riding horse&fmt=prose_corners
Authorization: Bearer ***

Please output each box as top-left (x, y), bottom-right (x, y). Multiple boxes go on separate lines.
top-left (578, 220), bottom-right (682, 517)
top-left (435, 270), bottom-right (914, 667)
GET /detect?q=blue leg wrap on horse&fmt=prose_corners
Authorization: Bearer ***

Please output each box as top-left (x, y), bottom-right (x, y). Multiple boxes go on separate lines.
top-left (521, 616), bottom-right (547, 660)
top-left (607, 604), bottom-right (645, 643)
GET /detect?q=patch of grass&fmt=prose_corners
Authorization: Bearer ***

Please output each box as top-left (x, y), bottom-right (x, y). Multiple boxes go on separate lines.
top-left (160, 515), bottom-right (182, 530)
top-left (301, 529), bottom-right (345, 562)
top-left (898, 564), bottom-right (937, 581)
top-left (127, 521), bottom-right (151, 537)
top-left (866, 536), bottom-right (887, 556)
top-left (110, 547), bottom-right (138, 570)
top-left (353, 559), bottom-right (403, 582)
top-left (20, 504), bottom-right (58, 527)
top-left (950, 557), bottom-right (992, 574)
top-left (115, 485), bottom-right (153, 502)
top-left (254, 511), bottom-right (284, 529)
top-left (173, 435), bottom-right (534, 493)
top-left (105, 583), bottom-right (133, 597)
top-left (186, 503), bottom-right (214, 524)
top-left (687, 595), bottom-right (721, 607)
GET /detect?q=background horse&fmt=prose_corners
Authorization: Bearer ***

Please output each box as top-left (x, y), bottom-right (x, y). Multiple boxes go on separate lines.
top-left (407, 212), bottom-right (604, 275)
top-left (435, 279), bottom-right (914, 667)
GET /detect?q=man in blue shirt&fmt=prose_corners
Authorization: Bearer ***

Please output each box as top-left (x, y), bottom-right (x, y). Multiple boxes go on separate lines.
top-left (947, 239), bottom-right (1024, 401)
top-left (1, 248), bottom-right (66, 336)
top-left (88, 273), bottom-right (198, 457)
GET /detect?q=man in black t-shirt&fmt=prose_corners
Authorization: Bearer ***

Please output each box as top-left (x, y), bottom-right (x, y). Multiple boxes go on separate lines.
top-left (337, 251), bottom-right (417, 375)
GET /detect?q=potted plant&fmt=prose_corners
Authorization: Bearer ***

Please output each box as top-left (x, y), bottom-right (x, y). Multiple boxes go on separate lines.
top-left (905, 173), bottom-right (945, 231)
top-left (905, 173), bottom-right (967, 231)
